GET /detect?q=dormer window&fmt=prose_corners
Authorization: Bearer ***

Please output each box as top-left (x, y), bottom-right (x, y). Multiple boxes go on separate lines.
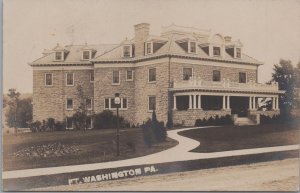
top-left (213, 46), bottom-right (221, 56)
top-left (145, 42), bottom-right (153, 55)
top-left (82, 50), bottom-right (91, 60)
top-left (188, 41), bottom-right (197, 53)
top-left (123, 45), bottom-right (132, 58)
top-left (55, 51), bottom-right (63, 61)
top-left (236, 48), bottom-right (241, 58)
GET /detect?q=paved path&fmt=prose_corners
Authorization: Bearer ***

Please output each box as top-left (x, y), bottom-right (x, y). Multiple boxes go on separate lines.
top-left (3, 127), bottom-right (299, 179)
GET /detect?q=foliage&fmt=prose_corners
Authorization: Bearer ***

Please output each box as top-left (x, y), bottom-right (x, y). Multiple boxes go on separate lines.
top-left (46, 118), bottom-right (55, 131)
top-left (141, 119), bottom-right (153, 148)
top-left (166, 110), bottom-right (173, 129)
top-left (73, 84), bottom-right (89, 131)
top-left (195, 115), bottom-right (233, 126)
top-left (93, 110), bottom-right (129, 129)
top-left (29, 121), bottom-right (42, 132)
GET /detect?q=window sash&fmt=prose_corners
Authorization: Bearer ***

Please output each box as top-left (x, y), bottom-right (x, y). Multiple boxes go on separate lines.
top-left (183, 68), bottom-right (193, 80)
top-left (66, 73), bottom-right (74, 86)
top-left (126, 70), bottom-right (133, 80)
top-left (55, 52), bottom-right (62, 60)
top-left (148, 68), bottom-right (156, 82)
top-left (190, 42), bottom-right (196, 53)
top-left (83, 51), bottom-right (90, 60)
top-left (148, 96), bottom-right (156, 111)
top-left (66, 117), bottom-right (73, 129)
top-left (90, 72), bottom-right (94, 82)
top-left (213, 47), bottom-right (221, 56)
top-left (239, 72), bottom-right (247, 83)
top-left (45, 73), bottom-right (53, 85)
top-left (67, 99), bottom-right (73, 110)
top-left (112, 71), bottom-right (120, 84)
top-left (123, 46), bottom-right (131, 57)
top-left (86, 98), bottom-right (92, 110)
top-left (146, 42), bottom-right (152, 54)
top-left (236, 48), bottom-right (241, 58)
top-left (213, 70), bottom-right (221, 81)
top-left (105, 98), bottom-right (128, 110)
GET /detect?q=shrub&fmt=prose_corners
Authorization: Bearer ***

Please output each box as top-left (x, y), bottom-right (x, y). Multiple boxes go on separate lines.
top-left (141, 119), bottom-right (153, 148)
top-left (29, 121), bottom-right (42, 132)
top-left (151, 111), bottom-right (167, 142)
top-left (72, 111), bottom-right (88, 130)
top-left (54, 121), bottom-right (66, 131)
top-left (93, 110), bottom-right (129, 129)
top-left (46, 118), bottom-right (55, 131)
top-left (195, 115), bottom-right (233, 127)
top-left (166, 111), bottom-right (173, 129)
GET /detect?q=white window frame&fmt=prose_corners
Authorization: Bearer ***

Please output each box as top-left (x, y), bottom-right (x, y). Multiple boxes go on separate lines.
top-left (213, 46), bottom-right (221, 56)
top-left (66, 117), bottom-right (73, 130)
top-left (188, 41), bottom-right (197, 54)
top-left (122, 45), bottom-right (132, 58)
top-left (112, 70), bottom-right (120, 85)
top-left (235, 47), bottom-right (242, 59)
top-left (65, 73), bottom-right (74, 86)
top-left (44, 73), bottom-right (53, 86)
top-left (212, 70), bottom-right (221, 82)
top-left (82, 50), bottom-right (91, 60)
top-left (239, 72), bottom-right (247, 83)
top-left (86, 117), bottom-right (93, 129)
top-left (126, 70), bottom-right (134, 81)
top-left (54, 51), bottom-right (64, 61)
top-left (66, 98), bottom-right (73, 110)
top-left (86, 98), bottom-right (93, 110)
top-left (148, 96), bottom-right (156, 112)
top-left (104, 97), bottom-right (128, 110)
top-left (145, 42), bottom-right (153, 55)
top-left (182, 67), bottom-right (193, 81)
top-left (90, 71), bottom-right (94, 82)
top-left (148, 68), bottom-right (156, 83)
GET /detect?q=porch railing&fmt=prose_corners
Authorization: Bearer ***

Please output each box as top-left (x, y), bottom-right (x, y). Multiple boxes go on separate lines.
top-left (173, 77), bottom-right (279, 92)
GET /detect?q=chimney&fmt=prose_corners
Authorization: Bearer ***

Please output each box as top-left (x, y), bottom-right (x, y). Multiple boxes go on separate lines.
top-left (224, 36), bottom-right (232, 43)
top-left (134, 23), bottom-right (150, 57)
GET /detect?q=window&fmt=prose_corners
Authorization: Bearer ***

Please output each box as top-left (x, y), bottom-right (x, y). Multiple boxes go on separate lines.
top-left (183, 68), bottom-right (193, 80)
top-left (236, 48), bottom-right (241, 58)
top-left (126, 70), bottom-right (133, 81)
top-left (112, 71), bottom-right (120, 84)
top-left (90, 72), bottom-right (94, 82)
top-left (86, 98), bottom-right (92, 110)
top-left (213, 47), bottom-right (221, 56)
top-left (148, 68), bottom-right (156, 82)
top-left (55, 52), bottom-right (62, 60)
top-left (239, 72), bottom-right (247, 83)
top-left (83, 51), bottom-right (90, 60)
top-left (104, 98), bottom-right (128, 110)
top-left (66, 99), bottom-right (73, 110)
top-left (66, 117), bottom-right (73, 129)
top-left (189, 42), bottom-right (196, 53)
top-left (213, 70), bottom-right (221, 82)
top-left (45, 73), bottom-right (53, 86)
top-left (146, 42), bottom-right (152, 55)
top-left (148, 96), bottom-right (156, 111)
top-left (66, 73), bottom-right (74, 86)
top-left (86, 117), bottom-right (92, 129)
top-left (123, 45), bottom-right (132, 57)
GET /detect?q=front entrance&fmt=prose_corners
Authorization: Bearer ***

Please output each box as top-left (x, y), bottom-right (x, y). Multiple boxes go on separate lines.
top-left (230, 96), bottom-right (249, 117)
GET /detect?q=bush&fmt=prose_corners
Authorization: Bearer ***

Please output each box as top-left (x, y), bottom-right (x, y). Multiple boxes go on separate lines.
top-left (195, 115), bottom-right (233, 126)
top-left (141, 119), bottom-right (153, 148)
top-left (54, 121), bottom-right (66, 131)
top-left (166, 111), bottom-right (173, 129)
top-left (46, 118), bottom-right (55, 131)
top-left (29, 121), bottom-right (42, 132)
top-left (93, 110), bottom-right (129, 129)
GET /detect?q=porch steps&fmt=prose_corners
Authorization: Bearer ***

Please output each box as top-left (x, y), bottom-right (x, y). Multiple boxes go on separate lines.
top-left (234, 117), bottom-right (256, 126)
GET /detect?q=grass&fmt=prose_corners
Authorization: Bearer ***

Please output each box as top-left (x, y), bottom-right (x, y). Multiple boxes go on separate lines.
top-left (179, 123), bottom-right (300, 153)
top-left (3, 128), bottom-right (178, 171)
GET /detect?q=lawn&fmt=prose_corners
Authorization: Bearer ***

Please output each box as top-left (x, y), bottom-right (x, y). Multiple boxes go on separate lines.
top-left (179, 123), bottom-right (300, 153)
top-left (3, 128), bottom-right (178, 171)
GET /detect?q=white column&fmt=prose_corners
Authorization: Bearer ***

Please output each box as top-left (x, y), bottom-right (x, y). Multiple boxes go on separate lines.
top-left (198, 95), bottom-right (202, 109)
top-left (249, 96), bottom-right (252, 110)
top-left (272, 97), bottom-right (275, 110)
top-left (193, 95), bottom-right (197, 109)
top-left (227, 95), bottom-right (230, 109)
top-left (223, 95), bottom-right (226, 109)
top-left (189, 95), bottom-right (192, 109)
top-left (276, 96), bottom-right (279, 110)
top-left (173, 95), bottom-right (177, 110)
top-left (253, 96), bottom-right (256, 110)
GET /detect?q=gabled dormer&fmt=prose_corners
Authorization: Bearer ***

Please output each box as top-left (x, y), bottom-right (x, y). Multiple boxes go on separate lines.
top-left (145, 35), bottom-right (168, 56)
top-left (225, 37), bottom-right (243, 59)
top-left (121, 38), bottom-right (134, 58)
top-left (81, 43), bottom-right (96, 60)
top-left (176, 35), bottom-right (197, 54)
top-left (53, 43), bottom-right (68, 62)
top-left (199, 34), bottom-right (225, 57)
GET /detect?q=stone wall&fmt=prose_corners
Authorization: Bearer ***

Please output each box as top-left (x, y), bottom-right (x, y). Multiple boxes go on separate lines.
top-left (172, 109), bottom-right (231, 126)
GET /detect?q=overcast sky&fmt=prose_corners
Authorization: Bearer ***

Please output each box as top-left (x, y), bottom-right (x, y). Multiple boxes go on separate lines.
top-left (3, 0), bottom-right (300, 93)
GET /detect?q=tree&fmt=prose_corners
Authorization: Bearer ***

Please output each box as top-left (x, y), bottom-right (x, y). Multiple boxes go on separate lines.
top-left (166, 110), bottom-right (173, 129)
top-left (5, 89), bottom-right (20, 134)
top-left (271, 59), bottom-right (298, 119)
top-left (72, 84), bottom-right (89, 131)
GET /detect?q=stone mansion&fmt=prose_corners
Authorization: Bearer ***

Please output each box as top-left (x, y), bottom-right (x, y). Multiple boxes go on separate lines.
top-left (30, 23), bottom-right (284, 128)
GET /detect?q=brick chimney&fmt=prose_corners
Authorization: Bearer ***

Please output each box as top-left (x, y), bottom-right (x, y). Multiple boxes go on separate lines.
top-left (134, 23), bottom-right (150, 57)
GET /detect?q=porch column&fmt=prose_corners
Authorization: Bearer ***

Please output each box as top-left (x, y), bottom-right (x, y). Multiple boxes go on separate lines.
top-left (253, 96), bottom-right (256, 110)
top-left (198, 95), bottom-right (202, 109)
top-left (249, 96), bottom-right (252, 110)
top-left (272, 97), bottom-right (275, 110)
top-left (193, 95), bottom-right (197, 109)
top-left (276, 96), bottom-right (279, 110)
top-left (189, 95), bottom-right (192, 109)
top-left (173, 95), bottom-right (177, 110)
top-left (227, 95), bottom-right (230, 109)
top-left (223, 95), bottom-right (226, 109)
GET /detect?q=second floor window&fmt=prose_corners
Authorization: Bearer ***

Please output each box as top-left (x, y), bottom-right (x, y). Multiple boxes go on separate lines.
top-left (45, 73), bottom-right (53, 86)
top-left (66, 73), bottom-right (74, 86)
top-left (112, 71), bottom-right (120, 84)
top-left (123, 46), bottom-right (131, 57)
top-left (104, 98), bottom-right (128, 110)
top-left (86, 98), bottom-right (92, 110)
top-left (148, 96), bottom-right (156, 111)
top-left (213, 47), bottom-right (221, 56)
top-left (66, 99), bottom-right (73, 110)
top-left (189, 42), bottom-right (196, 53)
top-left (213, 70), bottom-right (221, 81)
top-left (126, 70), bottom-right (133, 81)
top-left (183, 68), bottom-right (193, 80)
top-left (148, 68), bottom-right (156, 82)
top-left (236, 48), bottom-right (241, 58)
top-left (55, 52), bottom-right (62, 60)
top-left (83, 51), bottom-right (90, 60)
top-left (239, 72), bottom-right (247, 83)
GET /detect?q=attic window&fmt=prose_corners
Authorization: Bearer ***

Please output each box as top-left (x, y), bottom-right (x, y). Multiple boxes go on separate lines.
top-left (236, 48), bottom-right (241, 58)
top-left (188, 41), bottom-right (197, 53)
top-left (123, 45), bottom-right (132, 58)
top-left (213, 47), bottom-right (221, 56)
top-left (55, 52), bottom-right (63, 61)
top-left (83, 51), bottom-right (90, 60)
top-left (145, 42), bottom-right (153, 55)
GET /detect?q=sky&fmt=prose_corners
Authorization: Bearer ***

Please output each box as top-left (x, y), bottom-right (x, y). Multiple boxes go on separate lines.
top-left (3, 0), bottom-right (300, 93)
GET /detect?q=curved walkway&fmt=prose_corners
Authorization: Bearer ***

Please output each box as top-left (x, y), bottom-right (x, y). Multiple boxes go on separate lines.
top-left (3, 126), bottom-right (299, 179)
